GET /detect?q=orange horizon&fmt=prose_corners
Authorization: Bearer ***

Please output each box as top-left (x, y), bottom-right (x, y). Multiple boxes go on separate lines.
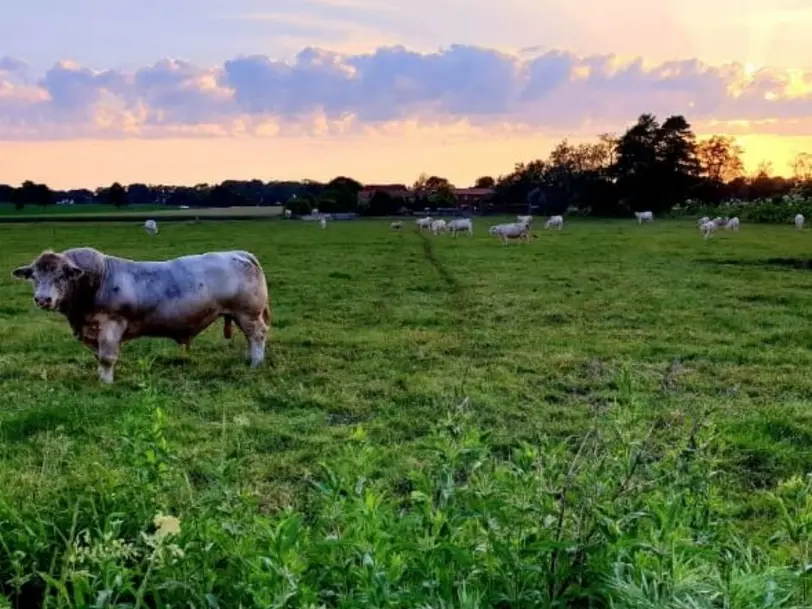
top-left (0, 129), bottom-right (808, 191)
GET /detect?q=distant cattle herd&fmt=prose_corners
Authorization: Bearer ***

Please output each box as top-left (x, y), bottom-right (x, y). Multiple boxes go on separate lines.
top-left (10, 209), bottom-right (806, 383)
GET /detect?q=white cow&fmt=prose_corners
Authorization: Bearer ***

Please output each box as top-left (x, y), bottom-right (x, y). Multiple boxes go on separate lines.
top-left (431, 219), bottom-right (448, 234)
top-left (796, 214), bottom-right (805, 229)
top-left (319, 217), bottom-right (327, 229)
top-left (447, 218), bottom-right (473, 237)
top-left (725, 217), bottom-right (740, 231)
top-left (698, 216), bottom-right (710, 225)
top-left (545, 215), bottom-right (564, 230)
top-left (517, 215), bottom-right (534, 228)
top-left (700, 220), bottom-right (719, 239)
top-left (416, 217), bottom-right (433, 230)
top-left (311, 208), bottom-right (319, 215)
top-left (284, 209), bottom-right (292, 218)
top-left (144, 220), bottom-right (158, 236)
top-left (390, 221), bottom-right (403, 231)
top-left (634, 211), bottom-right (654, 224)
top-left (491, 222), bottom-right (531, 245)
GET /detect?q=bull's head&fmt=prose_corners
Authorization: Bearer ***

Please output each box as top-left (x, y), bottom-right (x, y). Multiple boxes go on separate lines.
top-left (12, 251), bottom-right (83, 311)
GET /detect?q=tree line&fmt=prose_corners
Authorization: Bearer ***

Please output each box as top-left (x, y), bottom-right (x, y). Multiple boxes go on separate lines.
top-left (3, 113), bottom-right (811, 217)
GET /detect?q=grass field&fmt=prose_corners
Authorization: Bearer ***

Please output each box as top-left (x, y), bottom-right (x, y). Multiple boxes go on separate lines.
top-left (0, 204), bottom-right (285, 220)
top-left (2, 218), bottom-right (812, 607)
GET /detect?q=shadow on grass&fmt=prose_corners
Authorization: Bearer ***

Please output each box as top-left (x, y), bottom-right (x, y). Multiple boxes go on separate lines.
top-left (698, 257), bottom-right (812, 270)
top-left (0, 398), bottom-right (125, 444)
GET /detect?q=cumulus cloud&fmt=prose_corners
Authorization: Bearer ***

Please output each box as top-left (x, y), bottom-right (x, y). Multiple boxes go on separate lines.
top-left (1, 44), bottom-right (811, 140)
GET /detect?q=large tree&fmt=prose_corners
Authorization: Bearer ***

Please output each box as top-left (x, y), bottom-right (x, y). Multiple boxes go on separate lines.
top-left (612, 113), bottom-right (700, 213)
top-left (413, 173), bottom-right (456, 206)
top-left (19, 180), bottom-right (53, 207)
top-left (697, 135), bottom-right (744, 183)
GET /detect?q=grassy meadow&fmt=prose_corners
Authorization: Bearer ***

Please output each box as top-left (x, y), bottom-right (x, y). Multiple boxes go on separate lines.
top-left (0, 204), bottom-right (285, 220)
top-left (2, 217), bottom-right (812, 607)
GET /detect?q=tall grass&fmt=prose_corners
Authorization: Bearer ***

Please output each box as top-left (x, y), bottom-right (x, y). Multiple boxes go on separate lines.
top-left (1, 368), bottom-right (808, 608)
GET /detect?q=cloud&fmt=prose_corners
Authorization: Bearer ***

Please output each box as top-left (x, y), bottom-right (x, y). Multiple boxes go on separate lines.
top-left (0, 56), bottom-right (28, 75)
top-left (1, 44), bottom-right (812, 141)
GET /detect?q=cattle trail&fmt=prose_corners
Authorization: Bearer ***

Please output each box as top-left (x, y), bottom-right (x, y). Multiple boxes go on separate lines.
top-left (416, 231), bottom-right (484, 397)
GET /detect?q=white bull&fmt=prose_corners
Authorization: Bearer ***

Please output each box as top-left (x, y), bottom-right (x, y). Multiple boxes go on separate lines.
top-left (416, 217), bottom-right (432, 230)
top-left (490, 222), bottom-right (531, 245)
top-left (431, 219), bottom-right (448, 234)
top-left (545, 215), bottom-right (563, 230)
top-left (447, 218), bottom-right (473, 237)
top-left (634, 211), bottom-right (654, 224)
top-left (700, 220), bottom-right (719, 239)
top-left (144, 220), bottom-right (158, 236)
top-left (796, 214), bottom-right (805, 229)
top-left (12, 248), bottom-right (271, 383)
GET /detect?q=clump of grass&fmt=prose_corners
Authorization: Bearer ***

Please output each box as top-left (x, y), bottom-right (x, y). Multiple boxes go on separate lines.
top-left (0, 370), bottom-right (808, 608)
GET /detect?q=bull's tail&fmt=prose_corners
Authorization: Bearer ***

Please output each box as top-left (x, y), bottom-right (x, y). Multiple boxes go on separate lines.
top-left (224, 315), bottom-right (234, 339)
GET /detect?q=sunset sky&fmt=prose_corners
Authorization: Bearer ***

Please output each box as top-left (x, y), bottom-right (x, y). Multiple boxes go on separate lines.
top-left (1, 0), bottom-right (811, 189)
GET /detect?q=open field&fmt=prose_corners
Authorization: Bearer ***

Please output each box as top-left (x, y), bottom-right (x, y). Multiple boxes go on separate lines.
top-left (0, 204), bottom-right (285, 222)
top-left (2, 218), bottom-right (812, 607)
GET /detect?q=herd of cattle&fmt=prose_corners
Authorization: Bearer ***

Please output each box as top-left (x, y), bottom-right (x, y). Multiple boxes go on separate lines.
top-left (10, 210), bottom-right (808, 384)
top-left (397, 210), bottom-right (808, 243)
top-left (403, 214), bottom-right (564, 244)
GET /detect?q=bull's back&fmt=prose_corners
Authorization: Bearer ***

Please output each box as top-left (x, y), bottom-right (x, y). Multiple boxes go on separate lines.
top-left (100, 251), bottom-right (267, 324)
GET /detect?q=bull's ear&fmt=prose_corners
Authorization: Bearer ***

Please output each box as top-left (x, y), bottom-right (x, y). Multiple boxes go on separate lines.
top-left (11, 265), bottom-right (33, 279)
top-left (63, 263), bottom-right (83, 280)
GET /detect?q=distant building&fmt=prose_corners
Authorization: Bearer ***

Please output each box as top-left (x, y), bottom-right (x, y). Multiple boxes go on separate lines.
top-left (453, 187), bottom-right (494, 205)
top-left (357, 184), bottom-right (414, 204)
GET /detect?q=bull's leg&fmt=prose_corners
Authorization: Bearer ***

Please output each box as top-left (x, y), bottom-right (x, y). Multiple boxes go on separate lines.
top-left (97, 321), bottom-right (125, 384)
top-left (234, 312), bottom-right (268, 368)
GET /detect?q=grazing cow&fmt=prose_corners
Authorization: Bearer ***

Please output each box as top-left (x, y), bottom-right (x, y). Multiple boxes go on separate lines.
top-left (699, 220), bottom-right (718, 239)
top-left (698, 216), bottom-right (710, 225)
top-left (517, 215), bottom-right (534, 228)
top-left (447, 218), bottom-right (473, 237)
top-left (12, 248), bottom-right (271, 384)
top-left (284, 209), bottom-right (292, 218)
top-left (796, 214), bottom-right (805, 229)
top-left (390, 221), bottom-right (403, 231)
top-left (320, 217), bottom-right (327, 229)
top-left (144, 220), bottom-right (158, 236)
top-left (634, 211), bottom-right (654, 224)
top-left (431, 219), bottom-right (448, 234)
top-left (725, 217), bottom-right (740, 231)
top-left (491, 222), bottom-right (531, 245)
top-left (416, 217), bottom-right (432, 230)
top-left (545, 215), bottom-right (564, 230)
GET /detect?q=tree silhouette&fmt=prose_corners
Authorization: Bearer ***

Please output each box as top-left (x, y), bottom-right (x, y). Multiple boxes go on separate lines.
top-left (697, 135), bottom-right (744, 183)
top-left (474, 176), bottom-right (495, 188)
top-left (613, 114), bottom-right (699, 213)
top-left (19, 180), bottom-right (53, 207)
top-left (103, 182), bottom-right (128, 207)
top-left (791, 152), bottom-right (812, 183)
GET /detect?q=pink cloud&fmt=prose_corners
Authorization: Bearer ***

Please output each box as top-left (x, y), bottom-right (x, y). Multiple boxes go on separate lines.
top-left (1, 44), bottom-right (812, 141)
